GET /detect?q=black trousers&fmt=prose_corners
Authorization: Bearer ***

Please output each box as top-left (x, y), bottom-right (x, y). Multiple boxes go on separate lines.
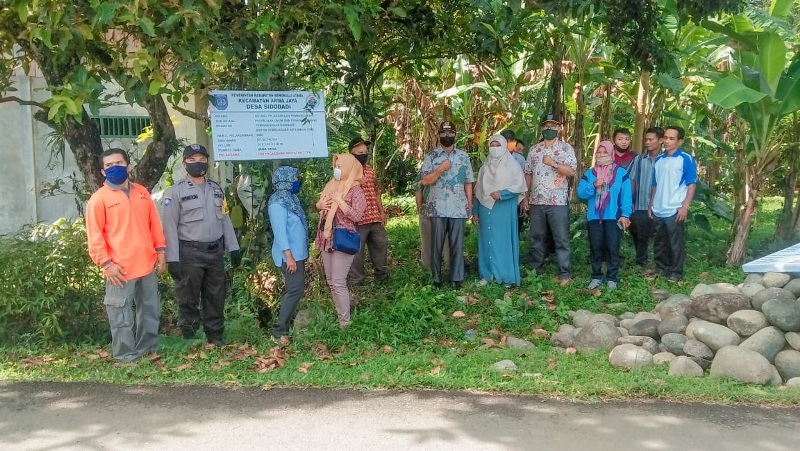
top-left (529, 205), bottom-right (571, 279)
top-left (172, 240), bottom-right (226, 340)
top-left (653, 214), bottom-right (686, 279)
top-left (629, 210), bottom-right (654, 266)
top-left (588, 220), bottom-right (622, 282)
top-left (430, 217), bottom-right (466, 284)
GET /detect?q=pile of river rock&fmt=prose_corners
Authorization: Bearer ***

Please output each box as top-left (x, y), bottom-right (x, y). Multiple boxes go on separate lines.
top-left (550, 272), bottom-right (800, 387)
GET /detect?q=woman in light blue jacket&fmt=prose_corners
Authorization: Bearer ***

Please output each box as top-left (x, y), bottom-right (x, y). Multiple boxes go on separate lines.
top-left (577, 141), bottom-right (632, 290)
top-left (267, 166), bottom-right (308, 346)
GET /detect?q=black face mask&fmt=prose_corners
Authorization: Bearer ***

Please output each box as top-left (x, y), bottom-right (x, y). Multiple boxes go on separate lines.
top-left (354, 154), bottom-right (369, 165)
top-left (440, 136), bottom-right (456, 147)
top-left (186, 162), bottom-right (208, 177)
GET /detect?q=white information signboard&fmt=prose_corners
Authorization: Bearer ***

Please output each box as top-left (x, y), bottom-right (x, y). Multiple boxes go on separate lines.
top-left (208, 90), bottom-right (328, 160)
top-left (742, 242), bottom-right (800, 273)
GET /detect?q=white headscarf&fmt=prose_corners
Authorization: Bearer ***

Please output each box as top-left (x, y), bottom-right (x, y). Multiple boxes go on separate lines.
top-left (475, 134), bottom-right (528, 209)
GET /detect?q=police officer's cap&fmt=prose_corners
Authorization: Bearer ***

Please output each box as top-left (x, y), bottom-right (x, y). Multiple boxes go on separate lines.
top-left (183, 144), bottom-right (210, 159)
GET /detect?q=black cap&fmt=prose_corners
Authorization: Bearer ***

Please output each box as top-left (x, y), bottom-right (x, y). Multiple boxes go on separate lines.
top-left (183, 144), bottom-right (209, 159)
top-left (348, 137), bottom-right (372, 151)
top-left (500, 129), bottom-right (517, 141)
top-left (438, 121), bottom-right (456, 134)
top-left (541, 113), bottom-right (561, 125)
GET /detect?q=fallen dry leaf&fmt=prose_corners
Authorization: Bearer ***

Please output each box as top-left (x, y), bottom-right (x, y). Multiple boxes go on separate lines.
top-left (210, 364), bottom-right (222, 371)
top-left (481, 338), bottom-right (496, 347)
top-left (699, 272), bottom-right (710, 280)
top-left (95, 349), bottom-right (110, 359)
top-left (204, 343), bottom-right (217, 350)
top-left (452, 310), bottom-right (466, 318)
top-left (298, 362), bottom-right (312, 374)
top-left (500, 336), bottom-right (508, 346)
top-left (430, 365), bottom-right (442, 375)
top-left (565, 347), bottom-right (577, 355)
top-left (531, 328), bottom-right (550, 340)
top-left (487, 329), bottom-right (502, 337)
top-left (438, 338), bottom-right (455, 347)
top-left (312, 342), bottom-right (333, 361)
top-left (363, 350), bottom-right (376, 357)
top-left (381, 345), bottom-right (393, 354)
top-left (174, 363), bottom-right (192, 372)
top-left (361, 374), bottom-right (371, 380)
top-left (199, 351), bottom-right (208, 360)
top-left (547, 357), bottom-right (557, 370)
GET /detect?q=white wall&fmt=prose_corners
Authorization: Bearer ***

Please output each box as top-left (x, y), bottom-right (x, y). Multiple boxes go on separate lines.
top-left (0, 75), bottom-right (213, 235)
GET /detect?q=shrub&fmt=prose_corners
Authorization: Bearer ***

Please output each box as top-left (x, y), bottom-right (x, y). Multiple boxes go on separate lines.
top-left (0, 218), bottom-right (107, 345)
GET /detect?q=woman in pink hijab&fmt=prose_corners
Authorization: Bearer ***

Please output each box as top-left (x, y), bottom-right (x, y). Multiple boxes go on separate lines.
top-left (577, 140), bottom-right (632, 290)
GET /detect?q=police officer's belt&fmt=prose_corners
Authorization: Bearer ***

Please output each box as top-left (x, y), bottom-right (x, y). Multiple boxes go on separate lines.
top-left (180, 238), bottom-right (222, 250)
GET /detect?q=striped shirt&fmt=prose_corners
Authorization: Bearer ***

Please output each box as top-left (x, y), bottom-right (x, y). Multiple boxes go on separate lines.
top-left (628, 152), bottom-right (660, 211)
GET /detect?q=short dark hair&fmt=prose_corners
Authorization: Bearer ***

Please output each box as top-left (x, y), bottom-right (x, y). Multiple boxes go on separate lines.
top-left (645, 127), bottom-right (664, 138)
top-left (665, 125), bottom-right (685, 140)
top-left (99, 148), bottom-right (130, 166)
top-left (612, 128), bottom-right (631, 138)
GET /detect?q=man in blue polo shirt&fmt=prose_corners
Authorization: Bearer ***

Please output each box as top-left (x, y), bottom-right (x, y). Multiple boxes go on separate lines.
top-left (648, 126), bottom-right (697, 282)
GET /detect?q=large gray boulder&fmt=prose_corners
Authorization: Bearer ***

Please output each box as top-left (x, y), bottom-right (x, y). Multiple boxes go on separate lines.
top-left (658, 314), bottom-right (689, 335)
top-left (661, 333), bottom-right (688, 356)
top-left (782, 279), bottom-right (800, 298)
top-left (558, 324), bottom-right (576, 334)
top-left (572, 309), bottom-right (595, 328)
top-left (588, 313), bottom-right (619, 327)
top-left (683, 339), bottom-right (713, 369)
top-left (710, 346), bottom-right (774, 385)
top-left (741, 283), bottom-right (765, 299)
top-left (739, 326), bottom-right (787, 363)
top-left (658, 294), bottom-right (692, 318)
top-left (742, 273), bottom-right (763, 285)
top-left (506, 336), bottom-right (536, 350)
top-left (751, 288), bottom-right (795, 311)
top-left (668, 356), bottom-right (704, 378)
top-left (786, 332), bottom-right (800, 351)
top-left (574, 321), bottom-right (622, 353)
top-left (616, 336), bottom-right (659, 354)
top-left (726, 310), bottom-right (770, 337)
top-left (774, 350), bottom-right (800, 381)
top-left (689, 293), bottom-right (751, 324)
top-left (761, 299), bottom-right (800, 332)
top-left (709, 283), bottom-right (742, 294)
top-left (609, 344), bottom-right (653, 370)
top-left (761, 272), bottom-right (791, 288)
top-left (685, 320), bottom-right (741, 352)
top-left (787, 377), bottom-right (800, 388)
top-left (550, 331), bottom-right (574, 349)
top-left (690, 284), bottom-right (714, 299)
top-left (651, 289), bottom-right (673, 302)
top-left (627, 319), bottom-right (661, 339)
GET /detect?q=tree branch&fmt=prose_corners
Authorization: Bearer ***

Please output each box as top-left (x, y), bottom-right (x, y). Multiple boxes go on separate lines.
top-left (0, 95), bottom-right (47, 109)
top-left (171, 104), bottom-right (208, 124)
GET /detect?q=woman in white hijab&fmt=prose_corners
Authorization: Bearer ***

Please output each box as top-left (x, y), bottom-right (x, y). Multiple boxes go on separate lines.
top-left (471, 134), bottom-right (529, 286)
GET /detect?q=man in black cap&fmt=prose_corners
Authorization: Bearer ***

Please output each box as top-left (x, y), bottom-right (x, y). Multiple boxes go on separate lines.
top-left (160, 144), bottom-right (241, 346)
top-left (347, 137), bottom-right (389, 286)
top-left (522, 114), bottom-right (577, 286)
top-left (420, 121), bottom-right (475, 289)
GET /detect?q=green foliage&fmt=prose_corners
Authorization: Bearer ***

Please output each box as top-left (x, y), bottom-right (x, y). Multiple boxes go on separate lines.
top-left (0, 219), bottom-right (106, 346)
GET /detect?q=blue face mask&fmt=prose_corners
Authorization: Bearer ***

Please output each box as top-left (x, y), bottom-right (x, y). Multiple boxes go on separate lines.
top-left (104, 165), bottom-right (129, 185)
top-left (290, 180), bottom-right (301, 194)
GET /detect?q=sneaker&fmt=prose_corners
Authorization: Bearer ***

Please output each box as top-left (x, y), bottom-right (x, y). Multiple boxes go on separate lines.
top-left (207, 338), bottom-right (226, 348)
top-left (338, 321), bottom-right (352, 330)
top-left (668, 274), bottom-right (682, 283)
top-left (478, 278), bottom-right (488, 286)
top-left (587, 279), bottom-right (602, 290)
top-left (607, 281), bottom-right (618, 290)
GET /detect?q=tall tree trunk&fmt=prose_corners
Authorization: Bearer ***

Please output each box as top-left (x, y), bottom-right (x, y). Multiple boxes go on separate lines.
top-left (597, 84), bottom-right (612, 147)
top-left (134, 94), bottom-right (179, 191)
top-left (726, 144), bottom-right (749, 265)
top-left (633, 70), bottom-right (650, 152)
top-left (727, 181), bottom-right (759, 265)
top-left (573, 71), bottom-right (586, 180)
top-left (547, 41), bottom-right (564, 120)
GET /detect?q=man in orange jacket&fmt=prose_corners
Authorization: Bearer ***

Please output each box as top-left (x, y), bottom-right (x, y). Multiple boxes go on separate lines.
top-left (86, 148), bottom-right (167, 362)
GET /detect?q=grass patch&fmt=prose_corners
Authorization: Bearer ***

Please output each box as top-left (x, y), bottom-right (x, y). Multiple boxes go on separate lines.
top-left (2, 197), bottom-right (799, 405)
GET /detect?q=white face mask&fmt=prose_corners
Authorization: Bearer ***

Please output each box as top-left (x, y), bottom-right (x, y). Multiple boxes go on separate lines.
top-left (333, 167), bottom-right (342, 181)
top-left (489, 145), bottom-right (506, 158)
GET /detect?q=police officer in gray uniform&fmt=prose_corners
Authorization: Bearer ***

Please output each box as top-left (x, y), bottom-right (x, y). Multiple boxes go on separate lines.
top-left (161, 144), bottom-right (240, 346)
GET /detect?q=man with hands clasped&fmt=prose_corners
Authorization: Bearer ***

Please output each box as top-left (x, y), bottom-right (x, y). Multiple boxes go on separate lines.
top-left (161, 144), bottom-right (240, 347)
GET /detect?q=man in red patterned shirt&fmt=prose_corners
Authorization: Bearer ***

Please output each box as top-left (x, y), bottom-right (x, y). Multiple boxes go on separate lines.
top-left (347, 137), bottom-right (389, 285)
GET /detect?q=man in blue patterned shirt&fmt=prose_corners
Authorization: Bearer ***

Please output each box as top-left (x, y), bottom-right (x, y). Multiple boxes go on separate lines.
top-left (421, 121), bottom-right (475, 289)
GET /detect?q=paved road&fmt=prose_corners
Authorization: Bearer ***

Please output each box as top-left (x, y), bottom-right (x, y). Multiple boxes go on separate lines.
top-left (1, 382), bottom-right (798, 450)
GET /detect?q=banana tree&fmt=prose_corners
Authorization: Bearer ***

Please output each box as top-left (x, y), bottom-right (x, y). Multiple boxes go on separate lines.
top-left (707, 0), bottom-right (800, 265)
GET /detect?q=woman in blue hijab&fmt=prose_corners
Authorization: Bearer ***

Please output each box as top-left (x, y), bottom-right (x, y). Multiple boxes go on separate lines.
top-left (267, 166), bottom-right (308, 346)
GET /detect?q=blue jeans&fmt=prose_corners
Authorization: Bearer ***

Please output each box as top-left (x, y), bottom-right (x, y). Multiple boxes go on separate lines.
top-left (529, 205), bottom-right (571, 279)
top-left (588, 220), bottom-right (622, 282)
